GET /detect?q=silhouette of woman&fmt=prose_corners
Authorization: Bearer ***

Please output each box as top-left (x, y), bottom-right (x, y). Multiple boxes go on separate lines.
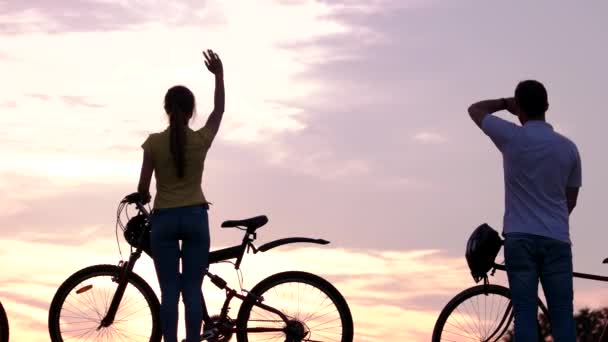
top-left (136, 49), bottom-right (224, 342)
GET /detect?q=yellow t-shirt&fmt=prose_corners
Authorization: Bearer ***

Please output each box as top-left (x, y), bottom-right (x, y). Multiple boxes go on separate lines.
top-left (142, 126), bottom-right (214, 209)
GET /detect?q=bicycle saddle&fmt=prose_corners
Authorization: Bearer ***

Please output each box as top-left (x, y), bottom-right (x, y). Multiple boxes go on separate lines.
top-left (221, 215), bottom-right (268, 232)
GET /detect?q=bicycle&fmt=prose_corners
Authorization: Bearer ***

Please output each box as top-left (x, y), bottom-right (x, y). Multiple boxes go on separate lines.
top-left (432, 257), bottom-right (608, 341)
top-left (48, 193), bottom-right (354, 342)
top-left (0, 301), bottom-right (8, 342)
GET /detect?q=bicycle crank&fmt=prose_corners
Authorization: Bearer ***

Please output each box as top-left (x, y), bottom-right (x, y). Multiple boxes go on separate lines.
top-left (202, 314), bottom-right (234, 342)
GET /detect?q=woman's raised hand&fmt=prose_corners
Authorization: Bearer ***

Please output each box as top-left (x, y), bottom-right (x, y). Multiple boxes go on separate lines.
top-left (203, 49), bottom-right (223, 76)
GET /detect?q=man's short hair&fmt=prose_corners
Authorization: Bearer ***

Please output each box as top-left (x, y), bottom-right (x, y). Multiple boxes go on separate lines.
top-left (515, 80), bottom-right (549, 119)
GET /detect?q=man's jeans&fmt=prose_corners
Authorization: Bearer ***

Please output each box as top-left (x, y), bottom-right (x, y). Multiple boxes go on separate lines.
top-left (504, 232), bottom-right (576, 341)
top-left (150, 205), bottom-right (210, 342)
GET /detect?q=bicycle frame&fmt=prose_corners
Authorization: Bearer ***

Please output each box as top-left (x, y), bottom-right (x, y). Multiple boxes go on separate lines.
top-left (205, 270), bottom-right (291, 334)
top-left (100, 201), bottom-right (330, 334)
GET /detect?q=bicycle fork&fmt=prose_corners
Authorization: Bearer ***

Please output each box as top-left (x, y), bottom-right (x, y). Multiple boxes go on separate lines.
top-left (98, 252), bottom-right (142, 329)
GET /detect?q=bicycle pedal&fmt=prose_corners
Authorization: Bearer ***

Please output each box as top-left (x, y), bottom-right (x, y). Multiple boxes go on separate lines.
top-left (180, 328), bottom-right (218, 342)
top-left (200, 328), bottom-right (219, 341)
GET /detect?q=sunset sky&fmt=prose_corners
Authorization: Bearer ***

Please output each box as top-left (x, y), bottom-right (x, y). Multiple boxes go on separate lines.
top-left (2, 0), bottom-right (608, 340)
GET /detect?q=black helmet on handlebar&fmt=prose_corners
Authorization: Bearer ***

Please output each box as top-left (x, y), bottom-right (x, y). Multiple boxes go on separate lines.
top-left (124, 213), bottom-right (152, 256)
top-left (465, 223), bottom-right (503, 283)
top-left (120, 193), bottom-right (153, 256)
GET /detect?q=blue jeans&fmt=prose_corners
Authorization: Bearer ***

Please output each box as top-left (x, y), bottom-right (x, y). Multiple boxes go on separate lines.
top-left (504, 232), bottom-right (575, 341)
top-left (150, 205), bottom-right (210, 342)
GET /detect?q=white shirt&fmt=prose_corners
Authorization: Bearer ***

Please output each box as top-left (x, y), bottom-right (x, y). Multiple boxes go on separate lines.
top-left (482, 115), bottom-right (582, 243)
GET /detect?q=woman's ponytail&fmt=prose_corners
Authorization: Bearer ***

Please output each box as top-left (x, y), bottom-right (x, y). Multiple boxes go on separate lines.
top-left (165, 85), bottom-right (195, 179)
top-left (169, 107), bottom-right (187, 178)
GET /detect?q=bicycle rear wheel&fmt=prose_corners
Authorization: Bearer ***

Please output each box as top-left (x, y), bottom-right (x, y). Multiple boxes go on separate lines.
top-left (48, 264), bottom-right (161, 342)
top-left (0, 301), bottom-right (8, 342)
top-left (235, 271), bottom-right (354, 342)
top-left (432, 284), bottom-right (549, 342)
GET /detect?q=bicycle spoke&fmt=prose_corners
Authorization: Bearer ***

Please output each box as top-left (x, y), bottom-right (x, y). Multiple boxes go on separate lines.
top-left (244, 281), bottom-right (344, 342)
top-left (58, 273), bottom-right (154, 342)
top-left (440, 290), bottom-right (513, 341)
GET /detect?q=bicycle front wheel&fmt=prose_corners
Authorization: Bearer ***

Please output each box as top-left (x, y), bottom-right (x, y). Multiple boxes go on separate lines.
top-left (0, 301), bottom-right (8, 342)
top-left (432, 284), bottom-right (549, 342)
top-left (236, 271), bottom-right (354, 342)
top-left (48, 264), bottom-right (161, 342)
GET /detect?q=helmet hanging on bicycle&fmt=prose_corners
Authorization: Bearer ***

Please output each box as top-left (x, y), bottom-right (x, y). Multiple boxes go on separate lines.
top-left (124, 214), bottom-right (152, 256)
top-left (465, 223), bottom-right (503, 283)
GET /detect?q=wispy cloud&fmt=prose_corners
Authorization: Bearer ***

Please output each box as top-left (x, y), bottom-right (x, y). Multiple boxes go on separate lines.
top-left (412, 131), bottom-right (447, 144)
top-left (60, 95), bottom-right (105, 108)
top-left (25, 92), bottom-right (51, 101)
top-left (24, 93), bottom-right (105, 107)
top-left (0, 0), bottom-right (219, 34)
top-left (0, 100), bottom-right (17, 108)
top-left (0, 50), bottom-right (19, 61)
top-left (268, 147), bottom-right (372, 180)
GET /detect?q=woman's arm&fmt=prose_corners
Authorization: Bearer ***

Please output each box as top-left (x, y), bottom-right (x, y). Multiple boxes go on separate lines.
top-left (202, 49), bottom-right (225, 137)
top-left (137, 150), bottom-right (153, 204)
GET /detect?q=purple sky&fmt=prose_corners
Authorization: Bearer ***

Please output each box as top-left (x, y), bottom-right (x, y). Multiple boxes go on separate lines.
top-left (1, 0), bottom-right (608, 340)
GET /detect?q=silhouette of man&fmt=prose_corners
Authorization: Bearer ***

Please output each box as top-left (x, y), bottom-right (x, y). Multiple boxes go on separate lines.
top-left (468, 80), bottom-right (581, 341)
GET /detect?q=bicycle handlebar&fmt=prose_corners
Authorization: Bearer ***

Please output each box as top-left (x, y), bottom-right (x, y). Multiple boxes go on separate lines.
top-left (123, 192), bottom-right (149, 205)
top-left (122, 193), bottom-right (151, 217)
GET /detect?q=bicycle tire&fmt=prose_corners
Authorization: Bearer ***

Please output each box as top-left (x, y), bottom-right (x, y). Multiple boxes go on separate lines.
top-left (48, 264), bottom-right (161, 342)
top-left (0, 301), bottom-right (8, 342)
top-left (235, 271), bottom-right (354, 342)
top-left (432, 284), bottom-right (549, 342)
